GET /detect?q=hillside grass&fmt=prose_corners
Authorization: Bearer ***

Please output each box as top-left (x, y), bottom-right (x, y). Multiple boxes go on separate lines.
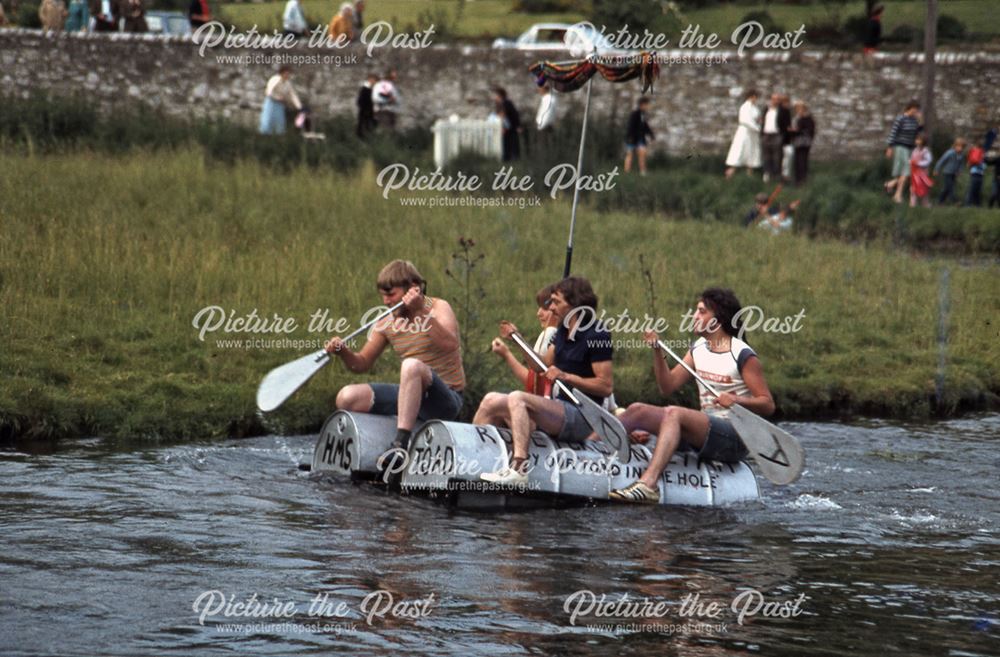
top-left (215, 0), bottom-right (1000, 44)
top-left (1, 148), bottom-right (998, 441)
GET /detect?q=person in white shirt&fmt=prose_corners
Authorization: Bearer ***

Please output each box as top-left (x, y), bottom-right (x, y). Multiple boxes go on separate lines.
top-left (725, 90), bottom-right (761, 178)
top-left (610, 288), bottom-right (776, 504)
top-left (536, 83), bottom-right (556, 131)
top-left (259, 65), bottom-right (303, 135)
top-left (282, 0), bottom-right (307, 37)
top-left (373, 70), bottom-right (401, 130)
top-left (761, 92), bottom-right (783, 182)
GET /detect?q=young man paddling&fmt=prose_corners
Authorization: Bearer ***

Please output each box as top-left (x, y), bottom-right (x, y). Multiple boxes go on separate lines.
top-left (324, 260), bottom-right (465, 459)
top-left (474, 276), bottom-right (613, 486)
top-left (610, 288), bottom-right (775, 503)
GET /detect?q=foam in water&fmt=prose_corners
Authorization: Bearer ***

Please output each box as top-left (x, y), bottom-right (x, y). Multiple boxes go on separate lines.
top-left (786, 494), bottom-right (843, 510)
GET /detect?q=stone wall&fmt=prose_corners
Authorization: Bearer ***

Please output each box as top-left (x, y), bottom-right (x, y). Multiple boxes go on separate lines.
top-left (2, 28), bottom-right (999, 159)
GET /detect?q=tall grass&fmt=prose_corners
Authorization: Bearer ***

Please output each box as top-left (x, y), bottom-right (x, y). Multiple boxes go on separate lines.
top-left (1, 148), bottom-right (997, 440)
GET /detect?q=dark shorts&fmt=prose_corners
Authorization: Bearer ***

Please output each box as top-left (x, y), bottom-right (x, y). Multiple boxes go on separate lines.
top-left (625, 139), bottom-right (647, 151)
top-left (555, 400), bottom-right (593, 442)
top-left (697, 415), bottom-right (749, 463)
top-left (369, 371), bottom-right (463, 422)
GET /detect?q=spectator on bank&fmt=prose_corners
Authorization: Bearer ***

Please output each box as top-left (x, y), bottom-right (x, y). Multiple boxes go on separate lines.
top-left (535, 82), bottom-right (556, 132)
top-left (964, 142), bottom-right (986, 207)
top-left (884, 100), bottom-right (921, 203)
top-left (933, 138), bottom-right (965, 205)
top-left (986, 150), bottom-right (1000, 209)
top-left (863, 4), bottom-right (883, 56)
top-left (259, 65), bottom-right (302, 136)
top-left (356, 72), bottom-right (377, 138)
top-left (758, 200), bottom-right (799, 235)
top-left (65, 0), bottom-right (88, 30)
top-left (89, 0), bottom-right (117, 30)
top-left (353, 0), bottom-right (363, 33)
top-left (760, 93), bottom-right (785, 183)
top-left (373, 70), bottom-right (400, 130)
top-left (909, 133), bottom-right (933, 208)
top-left (492, 86), bottom-right (522, 161)
top-left (120, 0), bottom-right (146, 32)
top-left (328, 2), bottom-right (354, 43)
top-left (282, 0), bottom-right (307, 37)
top-left (780, 94), bottom-right (794, 181)
top-left (725, 89), bottom-right (761, 179)
top-left (188, 0), bottom-right (210, 30)
top-left (742, 192), bottom-right (773, 228)
top-left (535, 82), bottom-right (556, 154)
top-left (789, 100), bottom-right (815, 186)
top-left (39, 0), bottom-right (68, 31)
top-left (623, 96), bottom-right (654, 175)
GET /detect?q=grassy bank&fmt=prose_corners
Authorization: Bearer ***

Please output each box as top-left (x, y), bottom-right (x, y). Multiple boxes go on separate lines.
top-left (4, 94), bottom-right (999, 255)
top-left (1, 148), bottom-right (998, 441)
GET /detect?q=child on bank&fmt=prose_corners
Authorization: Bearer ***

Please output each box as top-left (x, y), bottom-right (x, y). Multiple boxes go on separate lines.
top-left (909, 133), bottom-right (933, 208)
top-left (933, 138), bottom-right (964, 205)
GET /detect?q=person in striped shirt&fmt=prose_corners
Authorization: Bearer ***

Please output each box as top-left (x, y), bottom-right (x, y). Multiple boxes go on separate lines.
top-left (324, 260), bottom-right (465, 462)
top-left (610, 288), bottom-right (775, 504)
top-left (884, 100), bottom-right (922, 204)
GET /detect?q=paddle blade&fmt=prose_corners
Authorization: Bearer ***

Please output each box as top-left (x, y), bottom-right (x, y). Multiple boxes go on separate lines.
top-left (572, 387), bottom-right (631, 464)
top-left (727, 404), bottom-right (805, 485)
top-left (256, 349), bottom-right (331, 412)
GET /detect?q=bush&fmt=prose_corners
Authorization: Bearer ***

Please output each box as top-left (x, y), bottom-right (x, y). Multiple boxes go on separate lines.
top-left (937, 14), bottom-right (967, 41)
top-left (16, 0), bottom-right (41, 28)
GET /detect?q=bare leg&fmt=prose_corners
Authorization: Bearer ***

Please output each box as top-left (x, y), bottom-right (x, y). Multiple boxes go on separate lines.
top-left (638, 406), bottom-right (712, 489)
top-left (618, 402), bottom-right (666, 435)
top-left (335, 384), bottom-right (374, 412)
top-left (624, 150), bottom-right (633, 173)
top-left (637, 146), bottom-right (647, 174)
top-left (893, 175), bottom-right (907, 203)
top-left (473, 392), bottom-right (510, 427)
top-left (725, 167), bottom-right (735, 179)
top-left (506, 391), bottom-right (566, 461)
top-left (396, 357), bottom-right (432, 431)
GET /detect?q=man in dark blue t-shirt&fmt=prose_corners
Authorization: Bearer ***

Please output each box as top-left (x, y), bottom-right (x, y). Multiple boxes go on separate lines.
top-left (474, 276), bottom-right (614, 487)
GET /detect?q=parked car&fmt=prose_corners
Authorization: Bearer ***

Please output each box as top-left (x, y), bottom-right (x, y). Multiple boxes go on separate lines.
top-left (145, 11), bottom-right (191, 36)
top-left (491, 22), bottom-right (617, 55)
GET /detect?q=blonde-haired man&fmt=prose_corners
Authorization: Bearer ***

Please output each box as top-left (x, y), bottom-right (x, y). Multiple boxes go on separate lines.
top-left (325, 260), bottom-right (465, 462)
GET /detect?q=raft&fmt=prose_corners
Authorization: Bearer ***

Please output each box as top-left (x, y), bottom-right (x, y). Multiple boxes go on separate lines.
top-left (311, 411), bottom-right (761, 509)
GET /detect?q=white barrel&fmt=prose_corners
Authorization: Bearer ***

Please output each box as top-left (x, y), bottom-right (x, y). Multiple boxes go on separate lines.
top-left (402, 420), bottom-right (760, 507)
top-left (311, 410), bottom-right (398, 477)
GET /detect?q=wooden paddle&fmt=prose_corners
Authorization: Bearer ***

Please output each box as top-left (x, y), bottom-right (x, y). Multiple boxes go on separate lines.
top-left (655, 339), bottom-right (804, 485)
top-left (255, 301), bottom-right (404, 412)
top-left (507, 332), bottom-right (631, 464)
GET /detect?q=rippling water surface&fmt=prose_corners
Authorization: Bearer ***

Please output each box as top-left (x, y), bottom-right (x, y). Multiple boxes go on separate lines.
top-left (2, 415), bottom-right (998, 656)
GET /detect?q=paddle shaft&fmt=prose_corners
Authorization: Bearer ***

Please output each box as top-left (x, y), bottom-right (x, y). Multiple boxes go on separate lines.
top-left (319, 300), bottom-right (406, 363)
top-left (508, 332), bottom-right (581, 405)
top-left (339, 300), bottom-right (406, 344)
top-left (655, 339), bottom-right (724, 398)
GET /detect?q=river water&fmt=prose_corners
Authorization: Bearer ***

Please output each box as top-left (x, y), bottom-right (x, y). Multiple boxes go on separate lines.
top-left (2, 415), bottom-right (998, 656)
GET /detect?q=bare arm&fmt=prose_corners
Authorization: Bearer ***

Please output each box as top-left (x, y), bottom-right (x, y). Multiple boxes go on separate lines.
top-left (549, 359), bottom-right (613, 400)
top-left (717, 355), bottom-right (775, 416)
top-left (325, 328), bottom-right (388, 373)
top-left (423, 297), bottom-right (461, 353)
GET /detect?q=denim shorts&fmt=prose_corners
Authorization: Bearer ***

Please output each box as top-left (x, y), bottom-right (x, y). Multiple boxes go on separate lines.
top-left (554, 400), bottom-right (593, 442)
top-left (369, 371), bottom-right (463, 422)
top-left (698, 415), bottom-right (749, 463)
top-left (625, 139), bottom-right (647, 151)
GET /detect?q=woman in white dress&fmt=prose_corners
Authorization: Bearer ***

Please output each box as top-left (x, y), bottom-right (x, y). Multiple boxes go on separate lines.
top-left (725, 90), bottom-right (762, 179)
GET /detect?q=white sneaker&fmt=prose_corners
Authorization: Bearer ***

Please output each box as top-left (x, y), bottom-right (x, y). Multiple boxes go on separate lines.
top-left (480, 467), bottom-right (528, 486)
